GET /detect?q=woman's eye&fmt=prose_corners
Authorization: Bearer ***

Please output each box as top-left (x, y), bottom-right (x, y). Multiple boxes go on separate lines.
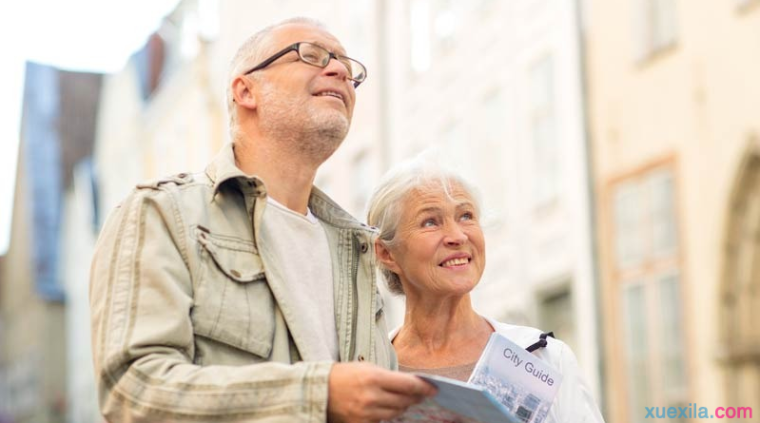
top-left (422, 218), bottom-right (437, 227)
top-left (461, 212), bottom-right (474, 221)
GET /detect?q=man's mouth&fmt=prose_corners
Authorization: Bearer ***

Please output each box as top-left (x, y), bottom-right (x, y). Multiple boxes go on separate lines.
top-left (315, 91), bottom-right (344, 102)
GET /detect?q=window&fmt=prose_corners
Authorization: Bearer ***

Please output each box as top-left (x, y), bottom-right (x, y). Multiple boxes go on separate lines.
top-left (410, 0), bottom-right (432, 74)
top-left (432, 0), bottom-right (462, 52)
top-left (352, 152), bottom-right (372, 216)
top-left (481, 90), bottom-right (509, 212)
top-left (736, 0), bottom-right (754, 8)
top-left (180, 12), bottom-right (200, 58)
top-left (410, 0), bottom-right (465, 74)
top-left (0, 354), bottom-right (41, 417)
top-left (649, 170), bottom-right (678, 256)
top-left (73, 158), bottom-right (100, 233)
top-left (613, 164), bottom-right (687, 422)
top-left (633, 0), bottom-right (677, 60)
top-left (197, 0), bottom-right (219, 41)
top-left (443, 121), bottom-right (471, 173)
top-left (622, 283), bottom-right (651, 423)
top-left (614, 181), bottom-right (645, 268)
top-left (658, 273), bottom-right (687, 400)
top-left (539, 288), bottom-right (576, 352)
top-left (614, 168), bottom-right (679, 269)
top-left (530, 55), bottom-right (558, 207)
top-left (483, 90), bottom-right (504, 138)
top-left (348, 0), bottom-right (372, 55)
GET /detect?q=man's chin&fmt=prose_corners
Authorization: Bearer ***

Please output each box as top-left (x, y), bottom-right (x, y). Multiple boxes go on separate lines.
top-left (294, 114), bottom-right (349, 161)
top-left (313, 112), bottom-right (350, 139)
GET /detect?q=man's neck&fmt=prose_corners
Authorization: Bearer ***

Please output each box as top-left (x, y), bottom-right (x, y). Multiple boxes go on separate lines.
top-left (234, 138), bottom-right (320, 215)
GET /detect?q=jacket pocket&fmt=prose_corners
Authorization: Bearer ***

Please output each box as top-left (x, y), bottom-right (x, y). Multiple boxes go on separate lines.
top-left (192, 229), bottom-right (274, 358)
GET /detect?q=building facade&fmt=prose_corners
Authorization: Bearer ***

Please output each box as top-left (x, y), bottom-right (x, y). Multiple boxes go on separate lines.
top-left (585, 0), bottom-right (760, 421)
top-left (0, 63), bottom-right (101, 423)
top-left (377, 0), bottom-right (603, 401)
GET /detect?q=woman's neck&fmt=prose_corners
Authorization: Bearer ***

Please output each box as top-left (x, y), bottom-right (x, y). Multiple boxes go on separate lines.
top-left (393, 295), bottom-right (493, 368)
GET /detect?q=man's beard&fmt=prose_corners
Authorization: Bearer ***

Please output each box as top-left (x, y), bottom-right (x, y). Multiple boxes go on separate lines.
top-left (257, 81), bottom-right (350, 162)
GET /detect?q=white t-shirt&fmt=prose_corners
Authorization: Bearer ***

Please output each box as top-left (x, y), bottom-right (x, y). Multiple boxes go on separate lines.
top-left (259, 197), bottom-right (338, 360)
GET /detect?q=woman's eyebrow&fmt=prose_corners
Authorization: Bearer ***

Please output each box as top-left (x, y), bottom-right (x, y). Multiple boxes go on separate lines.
top-left (455, 201), bottom-right (475, 210)
top-left (413, 206), bottom-right (441, 217)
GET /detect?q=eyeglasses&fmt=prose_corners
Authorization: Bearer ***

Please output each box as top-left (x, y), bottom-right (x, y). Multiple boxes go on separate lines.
top-left (243, 42), bottom-right (367, 88)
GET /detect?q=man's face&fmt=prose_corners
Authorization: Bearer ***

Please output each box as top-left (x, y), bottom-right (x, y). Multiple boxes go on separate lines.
top-left (250, 24), bottom-right (357, 157)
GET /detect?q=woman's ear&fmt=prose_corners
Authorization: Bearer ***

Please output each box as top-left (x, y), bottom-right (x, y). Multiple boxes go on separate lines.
top-left (231, 76), bottom-right (257, 111)
top-left (374, 238), bottom-right (401, 274)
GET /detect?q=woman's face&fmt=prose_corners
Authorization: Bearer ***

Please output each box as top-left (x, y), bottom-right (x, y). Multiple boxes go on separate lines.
top-left (379, 183), bottom-right (486, 298)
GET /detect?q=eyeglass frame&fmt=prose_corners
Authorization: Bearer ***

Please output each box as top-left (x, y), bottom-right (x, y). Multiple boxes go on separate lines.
top-left (243, 42), bottom-right (367, 88)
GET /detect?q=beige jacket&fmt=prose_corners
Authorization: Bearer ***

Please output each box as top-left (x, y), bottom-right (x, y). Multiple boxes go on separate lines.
top-left (90, 144), bottom-right (394, 422)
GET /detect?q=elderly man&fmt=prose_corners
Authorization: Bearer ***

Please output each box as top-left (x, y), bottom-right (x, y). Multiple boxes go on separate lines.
top-left (90, 17), bottom-right (434, 423)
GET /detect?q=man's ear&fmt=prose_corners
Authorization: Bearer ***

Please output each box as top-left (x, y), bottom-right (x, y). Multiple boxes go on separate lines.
top-left (374, 238), bottom-right (401, 274)
top-left (231, 76), bottom-right (257, 111)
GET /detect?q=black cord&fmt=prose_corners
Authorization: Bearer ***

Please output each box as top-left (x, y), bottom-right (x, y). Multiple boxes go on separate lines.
top-left (525, 331), bottom-right (555, 353)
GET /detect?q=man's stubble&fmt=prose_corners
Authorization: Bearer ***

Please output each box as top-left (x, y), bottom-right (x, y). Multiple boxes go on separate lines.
top-left (257, 80), bottom-right (351, 163)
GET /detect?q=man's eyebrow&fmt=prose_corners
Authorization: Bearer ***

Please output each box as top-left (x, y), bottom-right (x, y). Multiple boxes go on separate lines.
top-left (308, 40), bottom-right (347, 56)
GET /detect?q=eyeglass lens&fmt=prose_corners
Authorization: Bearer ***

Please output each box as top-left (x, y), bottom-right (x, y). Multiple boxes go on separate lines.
top-left (298, 43), bottom-right (364, 82)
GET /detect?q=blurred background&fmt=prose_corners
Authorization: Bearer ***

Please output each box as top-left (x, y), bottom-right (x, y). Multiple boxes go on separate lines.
top-left (1, 0), bottom-right (759, 422)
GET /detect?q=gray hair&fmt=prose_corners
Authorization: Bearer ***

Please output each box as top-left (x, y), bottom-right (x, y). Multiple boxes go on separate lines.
top-left (226, 17), bottom-right (328, 141)
top-left (366, 158), bottom-right (482, 295)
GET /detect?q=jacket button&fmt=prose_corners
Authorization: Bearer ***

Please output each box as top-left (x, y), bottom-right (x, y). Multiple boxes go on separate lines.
top-left (357, 355), bottom-right (365, 362)
top-left (360, 243), bottom-right (368, 253)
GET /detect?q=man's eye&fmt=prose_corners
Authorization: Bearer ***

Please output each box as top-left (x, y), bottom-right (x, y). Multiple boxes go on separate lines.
top-left (303, 53), bottom-right (320, 62)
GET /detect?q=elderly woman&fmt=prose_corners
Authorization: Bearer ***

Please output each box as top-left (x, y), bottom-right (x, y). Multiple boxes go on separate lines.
top-left (367, 161), bottom-right (605, 423)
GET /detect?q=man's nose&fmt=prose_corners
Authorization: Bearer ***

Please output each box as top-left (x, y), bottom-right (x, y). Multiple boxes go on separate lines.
top-left (322, 57), bottom-right (350, 80)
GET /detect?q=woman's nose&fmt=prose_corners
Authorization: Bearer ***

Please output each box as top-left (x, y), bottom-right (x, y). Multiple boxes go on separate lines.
top-left (443, 223), bottom-right (468, 246)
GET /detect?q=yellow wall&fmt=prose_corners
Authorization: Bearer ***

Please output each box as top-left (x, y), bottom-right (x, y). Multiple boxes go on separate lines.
top-left (586, 1), bottom-right (760, 421)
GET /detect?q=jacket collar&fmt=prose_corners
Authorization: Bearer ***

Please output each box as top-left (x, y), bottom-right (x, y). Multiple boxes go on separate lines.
top-left (205, 143), bottom-right (374, 233)
top-left (206, 143), bottom-right (259, 195)
top-left (309, 186), bottom-right (373, 232)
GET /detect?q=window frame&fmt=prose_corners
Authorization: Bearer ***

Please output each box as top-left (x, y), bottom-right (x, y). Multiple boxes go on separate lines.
top-left (608, 158), bottom-right (690, 422)
top-left (632, 0), bottom-right (678, 61)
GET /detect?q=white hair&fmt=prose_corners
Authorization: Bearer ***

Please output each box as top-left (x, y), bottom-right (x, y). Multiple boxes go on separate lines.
top-left (226, 17), bottom-right (329, 141)
top-left (366, 157), bottom-right (482, 295)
